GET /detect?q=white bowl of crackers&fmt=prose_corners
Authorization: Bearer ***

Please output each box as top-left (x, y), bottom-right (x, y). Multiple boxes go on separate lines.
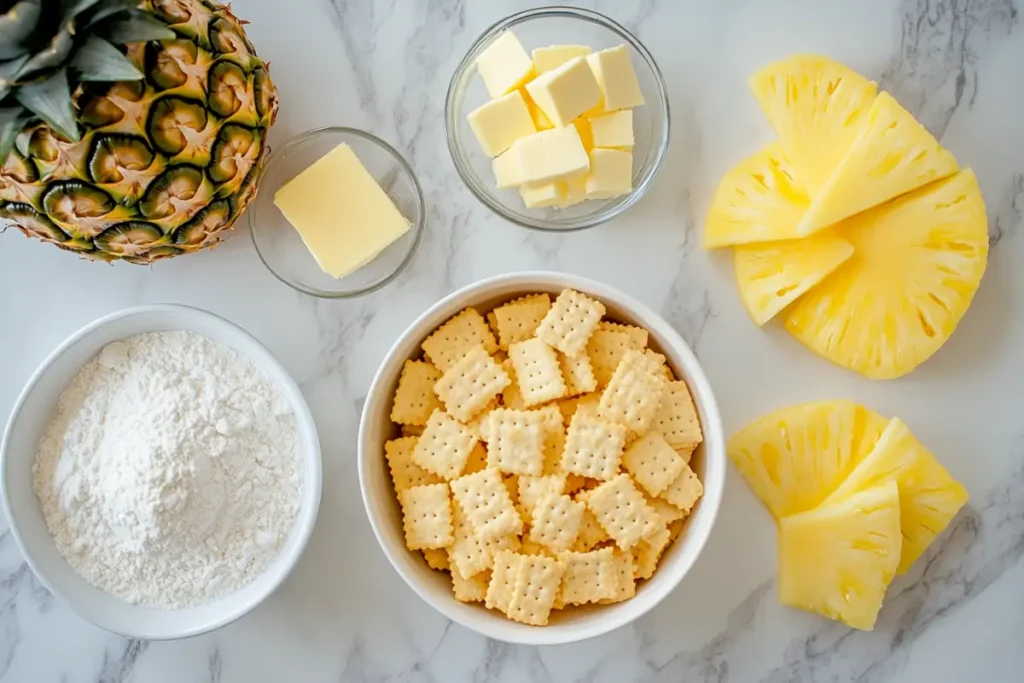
top-left (358, 272), bottom-right (724, 644)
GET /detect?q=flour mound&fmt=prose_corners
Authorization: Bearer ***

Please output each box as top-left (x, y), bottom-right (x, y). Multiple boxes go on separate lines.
top-left (33, 331), bottom-right (302, 609)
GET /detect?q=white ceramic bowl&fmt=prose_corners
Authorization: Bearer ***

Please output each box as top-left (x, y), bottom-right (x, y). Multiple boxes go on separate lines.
top-left (358, 272), bottom-right (725, 645)
top-left (0, 305), bottom-right (322, 639)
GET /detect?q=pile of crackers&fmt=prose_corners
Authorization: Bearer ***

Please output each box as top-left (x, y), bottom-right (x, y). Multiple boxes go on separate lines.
top-left (385, 288), bottom-right (704, 626)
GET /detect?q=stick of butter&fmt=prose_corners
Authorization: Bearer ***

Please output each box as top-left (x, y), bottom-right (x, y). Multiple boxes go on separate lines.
top-left (273, 143), bottom-right (410, 279)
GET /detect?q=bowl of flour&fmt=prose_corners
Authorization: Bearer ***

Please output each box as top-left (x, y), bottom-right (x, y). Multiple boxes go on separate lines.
top-left (0, 305), bottom-right (322, 639)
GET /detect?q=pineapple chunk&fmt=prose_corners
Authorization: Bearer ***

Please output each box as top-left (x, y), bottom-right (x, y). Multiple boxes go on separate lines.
top-left (785, 169), bottom-right (988, 379)
top-left (728, 401), bottom-right (888, 519)
top-left (703, 143), bottom-right (810, 248)
top-left (749, 55), bottom-right (877, 197)
top-left (797, 91), bottom-right (959, 235)
top-left (824, 417), bottom-right (968, 574)
top-left (779, 480), bottom-right (901, 631)
top-left (734, 231), bottom-right (854, 325)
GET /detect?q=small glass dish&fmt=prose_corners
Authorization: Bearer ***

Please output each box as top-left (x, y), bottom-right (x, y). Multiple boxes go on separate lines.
top-left (249, 127), bottom-right (424, 298)
top-left (445, 7), bottom-right (670, 232)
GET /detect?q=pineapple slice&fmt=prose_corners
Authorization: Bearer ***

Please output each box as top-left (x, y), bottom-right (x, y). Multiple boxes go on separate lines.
top-left (785, 169), bottom-right (988, 379)
top-left (824, 417), bottom-right (969, 574)
top-left (703, 143), bottom-right (810, 248)
top-left (728, 401), bottom-right (888, 519)
top-left (749, 55), bottom-right (877, 196)
top-left (797, 92), bottom-right (959, 235)
top-left (734, 231), bottom-right (854, 325)
top-left (779, 480), bottom-right (901, 631)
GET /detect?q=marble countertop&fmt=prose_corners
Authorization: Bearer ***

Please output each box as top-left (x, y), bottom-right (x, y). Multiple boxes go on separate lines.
top-left (2, 0), bottom-right (1023, 681)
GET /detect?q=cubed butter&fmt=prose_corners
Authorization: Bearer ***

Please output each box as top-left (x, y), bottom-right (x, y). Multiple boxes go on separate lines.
top-left (589, 109), bottom-right (634, 148)
top-left (519, 88), bottom-right (553, 130)
top-left (532, 44), bottom-right (592, 73)
top-left (558, 175), bottom-right (588, 207)
top-left (476, 31), bottom-right (535, 98)
top-left (508, 126), bottom-right (590, 185)
top-left (525, 56), bottom-right (602, 128)
top-left (585, 148), bottom-right (633, 199)
top-left (586, 46), bottom-right (645, 111)
top-left (492, 149), bottom-right (523, 189)
top-left (574, 118), bottom-right (594, 151)
top-left (519, 182), bottom-right (564, 208)
top-left (273, 143), bottom-right (410, 279)
top-left (467, 90), bottom-right (536, 157)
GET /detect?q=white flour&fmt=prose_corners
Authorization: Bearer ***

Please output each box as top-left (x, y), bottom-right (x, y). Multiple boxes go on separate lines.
top-left (32, 331), bottom-right (302, 609)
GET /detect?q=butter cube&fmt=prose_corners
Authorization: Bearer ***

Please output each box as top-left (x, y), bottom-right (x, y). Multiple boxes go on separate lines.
top-left (519, 88), bottom-right (553, 130)
top-left (532, 44), bottom-right (592, 73)
top-left (585, 149), bottom-right (633, 199)
top-left (508, 126), bottom-right (590, 185)
top-left (525, 56), bottom-right (602, 128)
top-left (558, 176), bottom-right (587, 207)
top-left (589, 110), bottom-right (634, 149)
top-left (574, 119), bottom-right (594, 151)
top-left (492, 149), bottom-right (523, 189)
top-left (586, 46), bottom-right (645, 111)
top-left (467, 90), bottom-right (536, 157)
top-left (273, 143), bottom-right (410, 279)
top-left (476, 31), bottom-right (535, 98)
top-left (520, 182), bottom-right (564, 208)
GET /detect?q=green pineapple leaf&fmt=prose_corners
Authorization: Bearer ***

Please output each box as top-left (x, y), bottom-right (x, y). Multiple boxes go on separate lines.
top-left (13, 68), bottom-right (79, 142)
top-left (0, 55), bottom-right (29, 99)
top-left (0, 106), bottom-right (29, 162)
top-left (94, 10), bottom-right (176, 43)
top-left (16, 19), bottom-right (75, 81)
top-left (0, 0), bottom-right (41, 60)
top-left (69, 36), bottom-right (143, 82)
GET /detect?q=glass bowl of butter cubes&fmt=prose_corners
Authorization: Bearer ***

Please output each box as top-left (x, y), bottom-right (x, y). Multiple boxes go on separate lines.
top-left (446, 7), bottom-right (670, 231)
top-left (249, 127), bottom-right (425, 298)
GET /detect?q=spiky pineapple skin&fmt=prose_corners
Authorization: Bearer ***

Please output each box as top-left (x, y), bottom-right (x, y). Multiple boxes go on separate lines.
top-left (0, 0), bottom-right (279, 264)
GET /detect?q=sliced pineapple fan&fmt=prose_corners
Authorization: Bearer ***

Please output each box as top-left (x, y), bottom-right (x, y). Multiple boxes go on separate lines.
top-left (729, 401), bottom-right (968, 631)
top-left (704, 55), bottom-right (988, 380)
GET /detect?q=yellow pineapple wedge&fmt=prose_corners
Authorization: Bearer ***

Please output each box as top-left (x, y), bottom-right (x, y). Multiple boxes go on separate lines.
top-left (797, 92), bottom-right (959, 235)
top-left (728, 401), bottom-right (888, 519)
top-left (779, 480), bottom-right (901, 631)
top-left (785, 169), bottom-right (988, 379)
top-left (734, 231), bottom-right (854, 325)
top-left (824, 417), bottom-right (969, 574)
top-left (749, 55), bottom-right (877, 197)
top-left (703, 143), bottom-right (810, 248)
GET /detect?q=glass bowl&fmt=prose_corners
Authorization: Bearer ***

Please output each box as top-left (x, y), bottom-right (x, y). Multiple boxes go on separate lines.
top-left (249, 127), bottom-right (424, 298)
top-left (445, 7), bottom-right (670, 232)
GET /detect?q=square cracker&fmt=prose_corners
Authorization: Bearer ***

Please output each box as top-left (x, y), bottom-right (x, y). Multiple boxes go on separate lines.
top-left (517, 474), bottom-right (566, 520)
top-left (586, 328), bottom-right (634, 387)
top-left (448, 502), bottom-right (516, 579)
top-left (399, 483), bottom-right (454, 550)
top-left (583, 473), bottom-right (662, 550)
top-left (557, 547), bottom-right (618, 605)
top-left (561, 412), bottom-right (627, 481)
top-left (509, 338), bottom-right (567, 406)
top-left (485, 549), bottom-right (522, 613)
top-left (633, 525), bottom-right (671, 580)
top-left (559, 351), bottom-right (598, 397)
top-left (499, 358), bottom-right (527, 410)
top-left (492, 294), bottom-right (551, 349)
top-left (434, 345), bottom-right (510, 422)
top-left (600, 549), bottom-right (637, 603)
top-left (412, 410), bottom-right (479, 480)
top-left (507, 554), bottom-right (566, 626)
top-left (574, 506), bottom-right (611, 551)
top-left (644, 494), bottom-right (685, 525)
top-left (385, 436), bottom-right (443, 491)
top-left (597, 321), bottom-right (649, 349)
top-left (536, 289), bottom-right (606, 356)
top-left (622, 431), bottom-right (686, 497)
top-left (529, 493), bottom-right (584, 552)
top-left (422, 547), bottom-right (449, 571)
top-left (450, 467), bottom-right (523, 540)
top-left (453, 567), bottom-right (490, 603)
top-left (390, 360), bottom-right (443, 425)
top-left (654, 381), bottom-right (703, 449)
top-left (422, 308), bottom-right (498, 371)
top-left (484, 408), bottom-right (547, 476)
top-left (661, 462), bottom-right (704, 512)
top-left (598, 349), bottom-right (667, 434)
top-left (557, 393), bottom-right (602, 422)
top-left (531, 404), bottom-right (567, 475)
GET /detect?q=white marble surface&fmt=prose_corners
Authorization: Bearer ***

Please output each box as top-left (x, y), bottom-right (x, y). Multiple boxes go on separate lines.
top-left (2, 0), bottom-right (1023, 681)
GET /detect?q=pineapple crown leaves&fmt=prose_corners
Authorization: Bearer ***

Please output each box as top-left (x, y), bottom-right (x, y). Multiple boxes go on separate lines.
top-left (0, 0), bottom-right (174, 161)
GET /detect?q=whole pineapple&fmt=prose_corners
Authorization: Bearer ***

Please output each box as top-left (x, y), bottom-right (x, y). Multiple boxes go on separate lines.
top-left (0, 0), bottom-right (279, 263)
